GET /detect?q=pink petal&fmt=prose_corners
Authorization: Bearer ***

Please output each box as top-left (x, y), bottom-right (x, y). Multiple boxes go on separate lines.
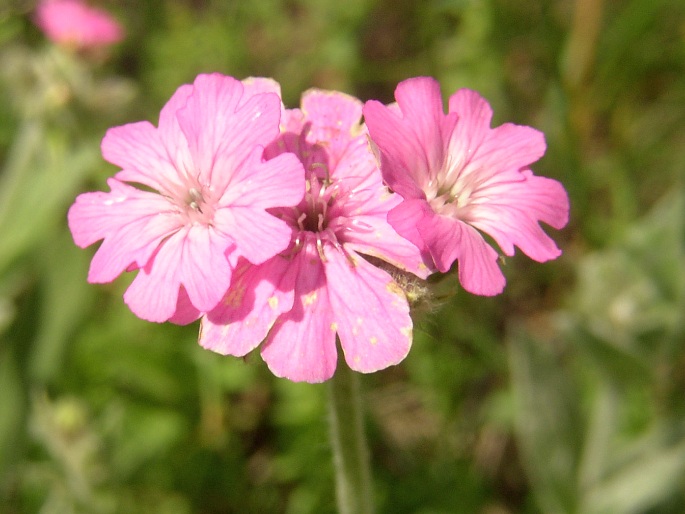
top-left (362, 99), bottom-right (428, 199)
top-left (122, 225), bottom-right (233, 322)
top-left (467, 170), bottom-right (569, 261)
top-left (260, 249), bottom-right (337, 383)
top-left (176, 226), bottom-right (234, 312)
top-left (274, 108), bottom-right (305, 139)
top-left (241, 77), bottom-right (282, 99)
top-left (240, 77), bottom-right (287, 139)
top-left (386, 198), bottom-right (434, 265)
top-left (393, 77), bottom-right (455, 179)
top-left (211, 148), bottom-right (304, 266)
top-left (445, 90), bottom-right (546, 189)
top-left (200, 256), bottom-right (297, 356)
top-left (343, 210), bottom-right (431, 279)
top-left (446, 89), bottom-right (494, 166)
top-left (67, 178), bottom-right (181, 283)
top-left (453, 223), bottom-right (506, 296)
top-left (419, 213), bottom-right (505, 295)
top-left (325, 248), bottom-right (412, 373)
top-left (176, 73), bottom-right (282, 193)
top-left (157, 83), bottom-right (195, 180)
top-left (123, 232), bottom-right (184, 322)
top-left (87, 220), bottom-right (172, 284)
top-left (102, 122), bottom-right (182, 195)
top-left (527, 171), bottom-right (569, 230)
top-left (105, 83), bottom-right (196, 198)
top-left (220, 147), bottom-right (304, 210)
top-left (465, 123), bottom-right (546, 183)
top-left (415, 210), bottom-right (461, 273)
top-left (303, 89), bottom-right (362, 135)
top-left (326, 132), bottom-right (379, 193)
top-left (168, 287), bottom-right (201, 325)
top-left (301, 90), bottom-right (363, 166)
top-left (214, 206), bottom-right (293, 266)
top-left (68, 178), bottom-right (164, 247)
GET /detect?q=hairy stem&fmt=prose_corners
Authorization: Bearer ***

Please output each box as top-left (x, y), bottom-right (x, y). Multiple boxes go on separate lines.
top-left (327, 358), bottom-right (375, 514)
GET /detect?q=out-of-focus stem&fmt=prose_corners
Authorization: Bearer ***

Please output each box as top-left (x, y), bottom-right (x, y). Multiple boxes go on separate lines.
top-left (562, 0), bottom-right (605, 91)
top-left (561, 0), bottom-right (605, 142)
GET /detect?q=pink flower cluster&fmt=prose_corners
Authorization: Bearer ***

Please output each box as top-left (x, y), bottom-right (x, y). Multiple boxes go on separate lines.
top-left (69, 74), bottom-right (569, 382)
top-left (35, 0), bottom-right (124, 50)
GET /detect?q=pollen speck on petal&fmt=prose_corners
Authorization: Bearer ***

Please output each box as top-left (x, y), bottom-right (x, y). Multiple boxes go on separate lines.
top-left (303, 292), bottom-right (318, 306)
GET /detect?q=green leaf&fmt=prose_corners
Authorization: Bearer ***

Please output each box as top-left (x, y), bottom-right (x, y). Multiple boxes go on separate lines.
top-left (582, 425), bottom-right (685, 514)
top-left (508, 323), bottom-right (583, 514)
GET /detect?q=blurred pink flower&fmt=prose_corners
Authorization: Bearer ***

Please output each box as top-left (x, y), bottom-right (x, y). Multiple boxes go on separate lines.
top-left (363, 77), bottom-right (569, 296)
top-left (200, 90), bottom-right (429, 383)
top-left (35, 0), bottom-right (124, 50)
top-left (68, 74), bottom-right (305, 323)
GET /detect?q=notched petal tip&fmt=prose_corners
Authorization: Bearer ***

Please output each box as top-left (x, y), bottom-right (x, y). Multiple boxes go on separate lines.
top-left (241, 76), bottom-right (282, 98)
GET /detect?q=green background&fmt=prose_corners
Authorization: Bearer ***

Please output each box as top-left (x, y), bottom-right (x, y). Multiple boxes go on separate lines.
top-left (1, 0), bottom-right (684, 512)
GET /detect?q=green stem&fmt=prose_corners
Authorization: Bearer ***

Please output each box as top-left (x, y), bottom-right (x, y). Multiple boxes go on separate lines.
top-left (327, 358), bottom-right (375, 514)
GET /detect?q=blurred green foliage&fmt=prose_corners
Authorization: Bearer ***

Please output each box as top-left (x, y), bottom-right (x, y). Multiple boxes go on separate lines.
top-left (1, 0), bottom-right (684, 512)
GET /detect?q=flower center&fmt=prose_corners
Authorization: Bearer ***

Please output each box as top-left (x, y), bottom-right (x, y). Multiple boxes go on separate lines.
top-left (278, 173), bottom-right (373, 262)
top-left (299, 177), bottom-right (330, 232)
top-left (288, 176), bottom-right (340, 259)
top-left (182, 185), bottom-right (215, 225)
top-left (425, 157), bottom-right (480, 218)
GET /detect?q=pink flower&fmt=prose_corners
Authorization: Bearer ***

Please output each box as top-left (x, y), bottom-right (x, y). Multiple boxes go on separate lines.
top-left (68, 74), bottom-right (305, 323)
top-left (200, 90), bottom-right (429, 383)
top-left (363, 77), bottom-right (569, 296)
top-left (35, 0), bottom-right (124, 50)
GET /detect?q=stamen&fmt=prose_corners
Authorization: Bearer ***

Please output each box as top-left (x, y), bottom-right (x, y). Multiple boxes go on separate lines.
top-left (325, 229), bottom-right (344, 253)
top-left (310, 161), bottom-right (331, 184)
top-left (349, 219), bottom-right (373, 232)
top-left (345, 251), bottom-right (357, 267)
top-left (188, 187), bottom-right (204, 213)
top-left (316, 235), bottom-right (326, 262)
top-left (296, 212), bottom-right (307, 230)
top-left (326, 181), bottom-right (341, 198)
